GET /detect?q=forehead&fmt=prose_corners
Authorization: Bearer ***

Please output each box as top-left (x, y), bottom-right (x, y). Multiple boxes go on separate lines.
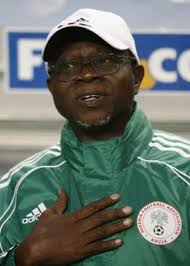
top-left (57, 40), bottom-right (115, 59)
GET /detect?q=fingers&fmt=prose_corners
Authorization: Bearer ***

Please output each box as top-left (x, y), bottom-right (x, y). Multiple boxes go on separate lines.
top-left (72, 194), bottom-right (120, 221)
top-left (41, 188), bottom-right (68, 218)
top-left (86, 238), bottom-right (123, 256)
top-left (87, 218), bottom-right (133, 242)
top-left (81, 206), bottom-right (132, 231)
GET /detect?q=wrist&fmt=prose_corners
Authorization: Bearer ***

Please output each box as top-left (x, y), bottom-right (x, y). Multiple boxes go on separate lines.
top-left (15, 239), bottom-right (41, 266)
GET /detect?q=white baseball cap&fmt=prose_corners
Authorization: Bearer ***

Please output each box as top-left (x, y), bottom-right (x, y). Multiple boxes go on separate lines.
top-left (42, 8), bottom-right (139, 62)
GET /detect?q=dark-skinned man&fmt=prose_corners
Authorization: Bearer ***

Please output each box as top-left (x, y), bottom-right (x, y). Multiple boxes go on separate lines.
top-left (1, 8), bottom-right (190, 266)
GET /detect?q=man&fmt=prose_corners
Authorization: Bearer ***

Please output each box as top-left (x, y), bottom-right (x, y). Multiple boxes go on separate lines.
top-left (1, 8), bottom-right (190, 266)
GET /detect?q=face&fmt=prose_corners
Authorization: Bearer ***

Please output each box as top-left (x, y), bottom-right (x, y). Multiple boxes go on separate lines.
top-left (48, 39), bottom-right (144, 136)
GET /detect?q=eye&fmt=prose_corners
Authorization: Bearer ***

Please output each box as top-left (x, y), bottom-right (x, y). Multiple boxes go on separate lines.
top-left (57, 61), bottom-right (77, 73)
top-left (63, 62), bottom-right (75, 69)
top-left (102, 57), bottom-right (111, 64)
top-left (100, 57), bottom-right (111, 63)
top-left (93, 56), bottom-right (113, 67)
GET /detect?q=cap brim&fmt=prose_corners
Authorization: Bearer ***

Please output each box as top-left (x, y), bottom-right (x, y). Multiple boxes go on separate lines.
top-left (43, 25), bottom-right (129, 61)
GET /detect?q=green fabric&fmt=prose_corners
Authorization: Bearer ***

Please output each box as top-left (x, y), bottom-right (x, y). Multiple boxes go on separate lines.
top-left (0, 103), bottom-right (190, 265)
top-left (0, 248), bottom-right (16, 266)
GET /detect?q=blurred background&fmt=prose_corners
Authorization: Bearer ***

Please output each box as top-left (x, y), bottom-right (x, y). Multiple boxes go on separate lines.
top-left (0, 0), bottom-right (190, 176)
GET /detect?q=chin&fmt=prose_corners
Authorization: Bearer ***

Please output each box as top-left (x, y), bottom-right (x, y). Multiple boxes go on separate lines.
top-left (75, 114), bottom-right (112, 130)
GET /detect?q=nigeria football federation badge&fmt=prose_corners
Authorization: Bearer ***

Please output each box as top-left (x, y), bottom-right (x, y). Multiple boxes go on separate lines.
top-left (137, 201), bottom-right (182, 245)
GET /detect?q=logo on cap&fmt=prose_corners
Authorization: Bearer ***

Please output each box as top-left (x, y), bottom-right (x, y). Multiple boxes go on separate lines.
top-left (137, 201), bottom-right (182, 245)
top-left (67, 17), bottom-right (91, 27)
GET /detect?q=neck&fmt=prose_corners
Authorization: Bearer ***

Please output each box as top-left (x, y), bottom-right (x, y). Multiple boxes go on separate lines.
top-left (70, 108), bottom-right (133, 141)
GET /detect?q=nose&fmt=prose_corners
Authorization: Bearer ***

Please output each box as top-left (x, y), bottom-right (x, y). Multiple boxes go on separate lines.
top-left (76, 62), bottom-right (99, 82)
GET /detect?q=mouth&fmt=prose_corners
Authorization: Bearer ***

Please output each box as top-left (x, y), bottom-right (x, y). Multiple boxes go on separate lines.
top-left (79, 94), bottom-right (103, 101)
top-left (76, 93), bottom-right (107, 106)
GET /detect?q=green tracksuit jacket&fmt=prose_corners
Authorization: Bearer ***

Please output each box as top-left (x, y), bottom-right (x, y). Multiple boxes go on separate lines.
top-left (1, 103), bottom-right (190, 265)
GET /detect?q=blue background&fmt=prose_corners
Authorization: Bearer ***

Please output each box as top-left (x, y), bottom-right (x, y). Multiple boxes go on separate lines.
top-left (135, 34), bottom-right (190, 91)
top-left (8, 32), bottom-right (48, 90)
top-left (7, 31), bottom-right (190, 91)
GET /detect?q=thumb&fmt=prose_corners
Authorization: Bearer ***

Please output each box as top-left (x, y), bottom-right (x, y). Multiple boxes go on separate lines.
top-left (52, 188), bottom-right (68, 214)
top-left (45, 188), bottom-right (68, 216)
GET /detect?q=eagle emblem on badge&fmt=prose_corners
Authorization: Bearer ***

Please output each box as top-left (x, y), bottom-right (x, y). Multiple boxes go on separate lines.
top-left (137, 201), bottom-right (182, 245)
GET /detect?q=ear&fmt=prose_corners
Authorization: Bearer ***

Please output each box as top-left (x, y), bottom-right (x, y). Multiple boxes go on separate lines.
top-left (47, 78), bottom-right (54, 94)
top-left (133, 65), bottom-right (144, 95)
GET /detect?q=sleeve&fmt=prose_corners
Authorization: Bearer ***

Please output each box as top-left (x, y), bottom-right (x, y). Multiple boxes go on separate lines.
top-left (0, 172), bottom-right (20, 266)
top-left (0, 248), bottom-right (16, 266)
